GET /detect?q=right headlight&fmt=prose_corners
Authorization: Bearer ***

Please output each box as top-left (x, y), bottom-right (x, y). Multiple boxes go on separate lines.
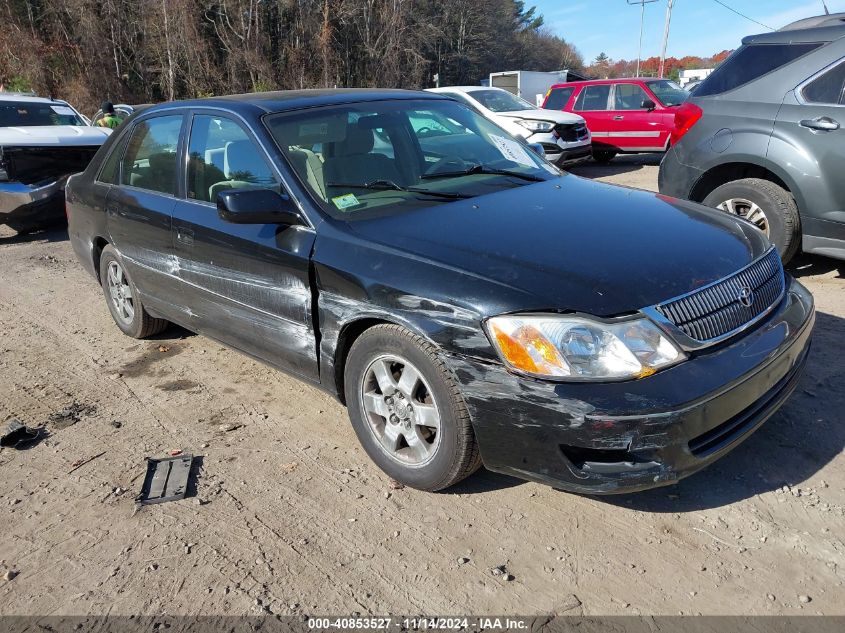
top-left (485, 314), bottom-right (685, 381)
top-left (514, 119), bottom-right (555, 133)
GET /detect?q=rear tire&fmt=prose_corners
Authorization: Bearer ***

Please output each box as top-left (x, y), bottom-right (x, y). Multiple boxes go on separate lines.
top-left (99, 244), bottom-right (168, 338)
top-left (592, 149), bottom-right (617, 164)
top-left (703, 178), bottom-right (801, 263)
top-left (344, 324), bottom-right (481, 491)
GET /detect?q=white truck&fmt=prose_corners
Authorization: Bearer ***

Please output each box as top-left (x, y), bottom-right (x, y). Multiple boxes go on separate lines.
top-left (0, 94), bottom-right (109, 233)
top-left (489, 70), bottom-right (583, 106)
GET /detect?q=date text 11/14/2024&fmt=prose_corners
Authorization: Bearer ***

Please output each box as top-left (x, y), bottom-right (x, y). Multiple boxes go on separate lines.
top-left (307, 617), bottom-right (530, 630)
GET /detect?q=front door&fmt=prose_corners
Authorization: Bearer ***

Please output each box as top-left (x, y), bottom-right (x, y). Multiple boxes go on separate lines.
top-left (606, 83), bottom-right (667, 151)
top-left (170, 111), bottom-right (319, 380)
top-left (774, 57), bottom-right (845, 245)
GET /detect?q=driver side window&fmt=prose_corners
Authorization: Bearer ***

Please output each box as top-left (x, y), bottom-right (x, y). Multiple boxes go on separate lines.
top-left (613, 84), bottom-right (650, 110)
top-left (187, 115), bottom-right (278, 203)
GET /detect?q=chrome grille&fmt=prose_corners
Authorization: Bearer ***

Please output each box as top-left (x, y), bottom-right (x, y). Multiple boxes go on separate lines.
top-left (655, 248), bottom-right (785, 343)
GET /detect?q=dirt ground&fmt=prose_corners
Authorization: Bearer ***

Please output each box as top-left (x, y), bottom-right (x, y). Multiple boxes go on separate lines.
top-left (1, 159), bottom-right (843, 617)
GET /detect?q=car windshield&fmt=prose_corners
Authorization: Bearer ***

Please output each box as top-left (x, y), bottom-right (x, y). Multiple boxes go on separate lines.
top-left (645, 80), bottom-right (689, 106)
top-left (265, 98), bottom-right (559, 220)
top-left (0, 101), bottom-right (85, 127)
top-left (467, 89), bottom-right (536, 112)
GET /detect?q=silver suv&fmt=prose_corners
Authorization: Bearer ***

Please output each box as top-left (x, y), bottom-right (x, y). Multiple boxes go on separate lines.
top-left (659, 12), bottom-right (845, 263)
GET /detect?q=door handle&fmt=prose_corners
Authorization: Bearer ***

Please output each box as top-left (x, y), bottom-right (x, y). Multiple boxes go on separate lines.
top-left (800, 116), bottom-right (840, 131)
top-left (613, 115), bottom-right (625, 120)
top-left (175, 227), bottom-right (194, 246)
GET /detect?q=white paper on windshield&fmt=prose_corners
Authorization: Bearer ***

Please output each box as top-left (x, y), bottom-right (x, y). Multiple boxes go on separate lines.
top-left (488, 134), bottom-right (535, 167)
top-left (50, 105), bottom-right (76, 116)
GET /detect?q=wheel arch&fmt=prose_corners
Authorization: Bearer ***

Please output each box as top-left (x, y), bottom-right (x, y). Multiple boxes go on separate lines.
top-left (92, 236), bottom-right (110, 282)
top-left (333, 317), bottom-right (403, 405)
top-left (689, 160), bottom-right (800, 210)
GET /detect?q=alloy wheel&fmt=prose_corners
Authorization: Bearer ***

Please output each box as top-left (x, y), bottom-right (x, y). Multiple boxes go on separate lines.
top-left (359, 354), bottom-right (442, 467)
top-left (716, 197), bottom-right (770, 236)
top-left (106, 260), bottom-right (135, 325)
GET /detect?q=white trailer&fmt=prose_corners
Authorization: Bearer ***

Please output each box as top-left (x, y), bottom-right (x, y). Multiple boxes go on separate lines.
top-left (489, 70), bottom-right (583, 106)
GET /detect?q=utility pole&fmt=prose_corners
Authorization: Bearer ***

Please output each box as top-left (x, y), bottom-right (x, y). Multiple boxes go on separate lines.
top-left (658, 0), bottom-right (675, 79)
top-left (628, 0), bottom-right (658, 78)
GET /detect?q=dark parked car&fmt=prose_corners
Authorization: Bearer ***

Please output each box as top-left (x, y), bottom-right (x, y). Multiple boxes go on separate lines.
top-left (660, 12), bottom-right (845, 263)
top-left (66, 89), bottom-right (814, 493)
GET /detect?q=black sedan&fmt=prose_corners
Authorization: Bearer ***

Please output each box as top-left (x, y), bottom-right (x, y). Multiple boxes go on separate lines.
top-left (66, 89), bottom-right (814, 493)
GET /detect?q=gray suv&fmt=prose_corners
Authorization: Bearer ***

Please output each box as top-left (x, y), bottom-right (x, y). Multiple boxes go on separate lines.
top-left (659, 13), bottom-right (845, 263)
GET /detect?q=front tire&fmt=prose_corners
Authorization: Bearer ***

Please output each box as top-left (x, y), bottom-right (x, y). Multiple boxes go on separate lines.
top-left (99, 244), bottom-right (168, 338)
top-left (344, 325), bottom-right (481, 491)
top-left (703, 178), bottom-right (801, 263)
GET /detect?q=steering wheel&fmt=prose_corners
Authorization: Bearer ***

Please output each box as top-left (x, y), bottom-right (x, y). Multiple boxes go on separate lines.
top-left (424, 155), bottom-right (470, 176)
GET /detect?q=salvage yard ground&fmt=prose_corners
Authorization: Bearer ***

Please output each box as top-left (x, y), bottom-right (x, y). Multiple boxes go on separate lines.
top-left (1, 159), bottom-right (843, 615)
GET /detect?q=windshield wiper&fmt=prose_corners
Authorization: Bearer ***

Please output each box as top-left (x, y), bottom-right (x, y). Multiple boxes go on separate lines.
top-left (326, 179), bottom-right (473, 199)
top-left (420, 164), bottom-right (547, 183)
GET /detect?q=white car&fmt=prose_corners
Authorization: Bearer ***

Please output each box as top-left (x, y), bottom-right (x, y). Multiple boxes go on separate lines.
top-left (427, 86), bottom-right (592, 165)
top-left (0, 93), bottom-right (109, 232)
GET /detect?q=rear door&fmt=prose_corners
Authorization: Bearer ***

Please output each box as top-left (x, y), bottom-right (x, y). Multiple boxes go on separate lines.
top-left (106, 113), bottom-right (185, 309)
top-left (572, 84), bottom-right (614, 149)
top-left (170, 110), bottom-right (319, 380)
top-left (774, 56), bottom-right (845, 243)
top-left (606, 83), bottom-right (667, 151)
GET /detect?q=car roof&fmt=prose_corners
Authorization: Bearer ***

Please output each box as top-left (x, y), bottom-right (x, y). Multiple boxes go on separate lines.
top-left (428, 86), bottom-right (505, 94)
top-left (745, 12), bottom-right (845, 44)
top-left (143, 89), bottom-right (449, 116)
top-left (0, 93), bottom-right (70, 105)
top-left (548, 78), bottom-right (662, 88)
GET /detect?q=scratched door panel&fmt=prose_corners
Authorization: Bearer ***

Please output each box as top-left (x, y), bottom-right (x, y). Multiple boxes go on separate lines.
top-left (171, 200), bottom-right (318, 380)
top-left (106, 186), bottom-right (178, 305)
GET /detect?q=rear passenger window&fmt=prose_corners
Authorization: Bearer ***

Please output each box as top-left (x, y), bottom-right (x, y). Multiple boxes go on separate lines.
top-left (97, 134), bottom-right (127, 184)
top-left (802, 60), bottom-right (845, 105)
top-left (121, 115), bottom-right (183, 195)
top-left (187, 115), bottom-right (277, 203)
top-left (544, 87), bottom-right (574, 110)
top-left (574, 85), bottom-right (611, 111)
top-left (613, 84), bottom-right (650, 110)
top-left (696, 43), bottom-right (824, 97)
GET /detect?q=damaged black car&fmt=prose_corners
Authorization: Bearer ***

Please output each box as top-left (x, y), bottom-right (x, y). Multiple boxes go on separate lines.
top-left (66, 90), bottom-right (815, 493)
top-left (1, 94), bottom-right (109, 233)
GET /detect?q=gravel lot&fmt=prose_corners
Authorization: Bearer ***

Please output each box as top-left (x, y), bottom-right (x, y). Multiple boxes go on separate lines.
top-left (1, 159), bottom-right (843, 616)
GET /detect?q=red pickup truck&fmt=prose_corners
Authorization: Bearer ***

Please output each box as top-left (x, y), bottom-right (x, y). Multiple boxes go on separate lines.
top-left (542, 78), bottom-right (689, 163)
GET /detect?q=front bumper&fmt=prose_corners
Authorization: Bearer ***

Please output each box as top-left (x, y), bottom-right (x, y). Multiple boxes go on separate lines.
top-left (0, 177), bottom-right (67, 229)
top-left (452, 277), bottom-right (814, 494)
top-left (528, 131), bottom-right (592, 165)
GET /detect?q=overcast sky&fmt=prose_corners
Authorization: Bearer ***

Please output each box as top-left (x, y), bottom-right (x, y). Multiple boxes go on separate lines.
top-left (533, 0), bottom-right (845, 63)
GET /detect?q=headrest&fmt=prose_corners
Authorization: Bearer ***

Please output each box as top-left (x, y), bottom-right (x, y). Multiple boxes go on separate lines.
top-left (224, 140), bottom-right (265, 179)
top-left (334, 125), bottom-right (374, 156)
top-left (148, 152), bottom-right (175, 171)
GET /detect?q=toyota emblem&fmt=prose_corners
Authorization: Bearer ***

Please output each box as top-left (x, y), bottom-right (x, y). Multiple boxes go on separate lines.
top-left (738, 286), bottom-right (754, 308)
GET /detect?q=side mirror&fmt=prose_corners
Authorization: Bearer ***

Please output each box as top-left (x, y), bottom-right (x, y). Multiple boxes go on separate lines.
top-left (641, 99), bottom-right (657, 111)
top-left (217, 189), bottom-right (304, 225)
top-left (528, 142), bottom-right (546, 158)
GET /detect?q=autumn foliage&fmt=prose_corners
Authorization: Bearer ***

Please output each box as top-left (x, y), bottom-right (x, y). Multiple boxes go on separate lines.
top-left (588, 50), bottom-right (733, 80)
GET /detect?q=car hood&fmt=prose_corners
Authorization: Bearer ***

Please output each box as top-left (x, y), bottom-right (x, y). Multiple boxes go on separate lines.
top-left (346, 176), bottom-right (769, 317)
top-left (497, 109), bottom-right (585, 125)
top-left (0, 125), bottom-right (110, 147)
